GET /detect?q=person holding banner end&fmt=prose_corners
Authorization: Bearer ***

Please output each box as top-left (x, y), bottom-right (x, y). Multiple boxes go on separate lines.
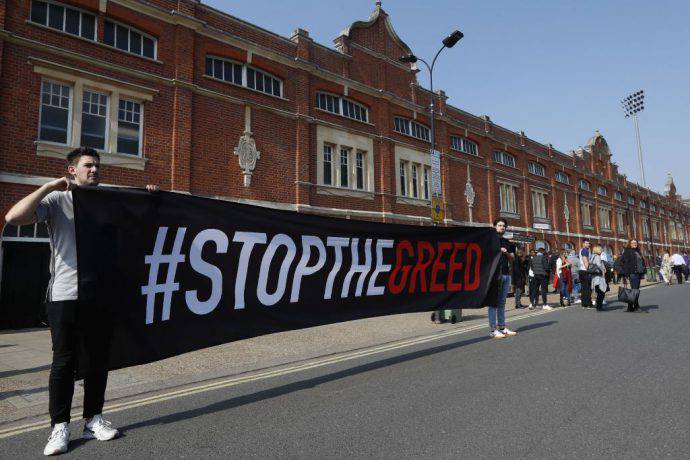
top-left (489, 218), bottom-right (518, 339)
top-left (4, 147), bottom-right (158, 456)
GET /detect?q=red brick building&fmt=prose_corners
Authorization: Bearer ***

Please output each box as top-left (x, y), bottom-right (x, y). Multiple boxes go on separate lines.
top-left (0, 1), bottom-right (688, 325)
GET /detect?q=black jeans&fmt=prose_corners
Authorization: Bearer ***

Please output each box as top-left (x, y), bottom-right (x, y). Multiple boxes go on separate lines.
top-left (47, 300), bottom-right (109, 426)
top-left (529, 275), bottom-right (548, 306)
top-left (594, 285), bottom-right (606, 310)
top-left (514, 286), bottom-right (524, 307)
top-left (673, 266), bottom-right (684, 285)
top-left (579, 271), bottom-right (592, 307)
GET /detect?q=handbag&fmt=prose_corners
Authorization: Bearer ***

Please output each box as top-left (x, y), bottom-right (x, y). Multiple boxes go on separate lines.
top-left (617, 278), bottom-right (640, 304)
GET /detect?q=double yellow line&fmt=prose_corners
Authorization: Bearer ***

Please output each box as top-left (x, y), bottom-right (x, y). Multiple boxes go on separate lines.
top-left (0, 306), bottom-right (561, 439)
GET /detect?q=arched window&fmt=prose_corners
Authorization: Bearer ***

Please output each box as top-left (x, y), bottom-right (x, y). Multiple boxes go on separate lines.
top-left (535, 240), bottom-right (550, 252)
top-left (562, 242), bottom-right (574, 252)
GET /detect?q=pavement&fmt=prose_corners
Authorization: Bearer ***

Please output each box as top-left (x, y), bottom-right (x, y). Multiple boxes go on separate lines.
top-left (0, 278), bottom-right (661, 432)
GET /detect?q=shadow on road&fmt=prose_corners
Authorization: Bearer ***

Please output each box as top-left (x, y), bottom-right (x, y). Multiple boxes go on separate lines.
top-left (0, 364), bottom-right (51, 379)
top-left (120, 320), bottom-right (558, 433)
top-left (0, 385), bottom-right (48, 401)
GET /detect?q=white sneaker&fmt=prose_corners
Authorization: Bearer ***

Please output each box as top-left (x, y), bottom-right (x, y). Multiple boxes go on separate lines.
top-left (83, 415), bottom-right (119, 441)
top-left (602, 300), bottom-right (608, 305)
top-left (574, 299), bottom-right (581, 304)
top-left (490, 330), bottom-right (506, 339)
top-left (44, 422), bottom-right (69, 456)
top-left (528, 303), bottom-right (533, 309)
top-left (499, 328), bottom-right (517, 337)
top-left (542, 305), bottom-right (554, 310)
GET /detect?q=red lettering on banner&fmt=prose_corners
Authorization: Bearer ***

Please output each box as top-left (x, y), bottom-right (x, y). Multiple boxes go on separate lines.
top-left (447, 242), bottom-right (466, 291)
top-left (464, 243), bottom-right (482, 291)
top-left (409, 241), bottom-right (434, 293)
top-left (430, 242), bottom-right (452, 292)
top-left (388, 240), bottom-right (413, 294)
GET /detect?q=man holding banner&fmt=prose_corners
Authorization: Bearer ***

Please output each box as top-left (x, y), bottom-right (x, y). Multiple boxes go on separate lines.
top-left (4, 147), bottom-right (157, 456)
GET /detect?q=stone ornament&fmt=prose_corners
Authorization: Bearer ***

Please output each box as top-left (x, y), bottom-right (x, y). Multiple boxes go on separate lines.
top-left (464, 180), bottom-right (475, 207)
top-left (234, 131), bottom-right (261, 187)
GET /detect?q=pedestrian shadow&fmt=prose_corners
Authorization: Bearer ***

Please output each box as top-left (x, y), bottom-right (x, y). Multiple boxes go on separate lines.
top-left (515, 321), bottom-right (558, 333)
top-left (0, 364), bottom-right (51, 379)
top-left (120, 321), bottom-right (557, 432)
top-left (637, 304), bottom-right (659, 313)
top-left (0, 385), bottom-right (48, 401)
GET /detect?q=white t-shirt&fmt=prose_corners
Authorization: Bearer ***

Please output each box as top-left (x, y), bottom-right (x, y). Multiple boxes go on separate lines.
top-left (671, 253), bottom-right (686, 266)
top-left (36, 191), bottom-right (78, 301)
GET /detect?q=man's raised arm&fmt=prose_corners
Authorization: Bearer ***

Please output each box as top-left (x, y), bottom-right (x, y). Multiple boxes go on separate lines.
top-left (5, 177), bottom-right (74, 226)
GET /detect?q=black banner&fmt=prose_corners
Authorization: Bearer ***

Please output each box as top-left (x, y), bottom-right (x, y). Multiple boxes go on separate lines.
top-left (73, 187), bottom-right (500, 375)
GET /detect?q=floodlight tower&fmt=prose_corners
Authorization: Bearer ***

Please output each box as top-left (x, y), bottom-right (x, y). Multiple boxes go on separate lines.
top-left (622, 90), bottom-right (646, 187)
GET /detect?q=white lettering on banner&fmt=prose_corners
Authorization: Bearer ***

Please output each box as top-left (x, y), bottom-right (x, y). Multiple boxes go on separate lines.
top-left (141, 228), bottom-right (397, 324)
top-left (366, 239), bottom-right (394, 295)
top-left (185, 229), bottom-right (228, 315)
top-left (290, 236), bottom-right (327, 303)
top-left (232, 231), bottom-right (268, 309)
top-left (324, 237), bottom-right (349, 300)
top-left (341, 238), bottom-right (372, 298)
top-left (142, 227), bottom-right (187, 324)
top-left (257, 234), bottom-right (297, 306)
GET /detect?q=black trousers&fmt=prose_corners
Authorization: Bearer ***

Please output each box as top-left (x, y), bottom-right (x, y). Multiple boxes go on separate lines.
top-left (673, 266), bottom-right (684, 285)
top-left (579, 271), bottom-right (592, 307)
top-left (46, 300), bottom-right (109, 426)
top-left (529, 275), bottom-right (548, 306)
top-left (594, 285), bottom-right (606, 310)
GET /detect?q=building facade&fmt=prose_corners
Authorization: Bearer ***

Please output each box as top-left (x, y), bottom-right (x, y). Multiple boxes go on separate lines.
top-left (0, 0), bottom-right (688, 325)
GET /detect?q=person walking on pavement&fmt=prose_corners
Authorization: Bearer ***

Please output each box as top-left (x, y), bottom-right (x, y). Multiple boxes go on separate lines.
top-left (621, 239), bottom-right (646, 312)
top-left (526, 249), bottom-right (536, 306)
top-left (4, 147), bottom-right (158, 456)
top-left (513, 249), bottom-right (528, 309)
top-left (660, 251), bottom-right (672, 285)
top-left (548, 250), bottom-right (560, 293)
top-left (568, 250), bottom-right (581, 303)
top-left (670, 252), bottom-right (686, 286)
top-left (556, 251), bottom-right (573, 306)
top-left (683, 252), bottom-right (690, 282)
top-left (488, 219), bottom-right (518, 339)
top-left (528, 247), bottom-right (551, 310)
top-left (589, 245), bottom-right (608, 311)
top-left (579, 239), bottom-right (593, 309)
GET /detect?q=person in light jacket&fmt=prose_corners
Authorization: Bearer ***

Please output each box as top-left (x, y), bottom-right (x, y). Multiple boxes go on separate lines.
top-left (590, 245), bottom-right (608, 311)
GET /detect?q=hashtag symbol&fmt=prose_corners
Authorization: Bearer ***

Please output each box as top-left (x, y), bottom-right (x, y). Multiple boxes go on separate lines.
top-left (141, 227), bottom-right (187, 324)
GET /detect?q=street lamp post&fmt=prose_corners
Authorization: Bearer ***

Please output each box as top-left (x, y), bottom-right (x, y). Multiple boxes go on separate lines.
top-left (399, 30), bottom-right (463, 225)
top-left (622, 90), bottom-right (646, 187)
top-left (400, 31), bottom-right (462, 324)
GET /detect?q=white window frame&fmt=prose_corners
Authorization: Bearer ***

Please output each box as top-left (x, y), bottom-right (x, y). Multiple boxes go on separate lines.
top-left (205, 55), bottom-right (283, 98)
top-left (579, 179), bottom-right (591, 191)
top-left (597, 185), bottom-right (608, 197)
top-left (599, 207), bottom-right (612, 230)
top-left (116, 97), bottom-right (144, 156)
top-left (393, 117), bottom-right (430, 142)
top-left (394, 145), bottom-right (431, 201)
top-left (499, 182), bottom-right (518, 214)
top-left (627, 196), bottom-right (635, 205)
top-left (528, 162), bottom-right (545, 177)
top-left (450, 135), bottom-right (478, 156)
top-left (531, 189), bottom-right (548, 219)
top-left (315, 126), bottom-right (374, 194)
top-left (315, 91), bottom-right (369, 123)
top-left (581, 202), bottom-right (593, 226)
top-left (616, 210), bottom-right (625, 233)
top-left (640, 200), bottom-right (647, 209)
top-left (103, 18), bottom-right (158, 60)
top-left (38, 79), bottom-right (73, 146)
top-left (29, 0), bottom-right (97, 41)
top-left (80, 88), bottom-right (110, 151)
top-left (555, 171), bottom-right (570, 184)
top-left (614, 191), bottom-right (623, 201)
top-left (493, 150), bottom-right (515, 168)
top-left (642, 217), bottom-right (650, 237)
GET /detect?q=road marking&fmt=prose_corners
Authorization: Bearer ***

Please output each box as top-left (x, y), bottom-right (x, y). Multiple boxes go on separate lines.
top-left (0, 284), bottom-right (662, 439)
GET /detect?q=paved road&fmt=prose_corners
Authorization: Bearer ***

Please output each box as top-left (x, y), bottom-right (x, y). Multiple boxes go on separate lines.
top-left (3, 283), bottom-right (690, 458)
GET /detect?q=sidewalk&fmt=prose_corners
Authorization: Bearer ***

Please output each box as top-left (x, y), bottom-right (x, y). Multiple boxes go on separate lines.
top-left (0, 279), bottom-right (660, 430)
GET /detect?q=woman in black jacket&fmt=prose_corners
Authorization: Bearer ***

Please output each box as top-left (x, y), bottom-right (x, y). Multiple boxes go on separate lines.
top-left (621, 239), bottom-right (646, 312)
top-left (512, 251), bottom-right (528, 308)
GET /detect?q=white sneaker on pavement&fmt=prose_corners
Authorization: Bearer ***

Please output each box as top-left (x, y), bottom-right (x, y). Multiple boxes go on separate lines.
top-left (490, 330), bottom-right (506, 339)
top-left (83, 415), bottom-right (119, 441)
top-left (574, 299), bottom-right (581, 304)
top-left (44, 422), bottom-right (69, 456)
top-left (542, 305), bottom-right (554, 310)
top-left (499, 328), bottom-right (517, 337)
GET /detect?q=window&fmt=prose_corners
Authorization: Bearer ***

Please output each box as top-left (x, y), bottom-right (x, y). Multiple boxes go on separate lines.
top-left (355, 151), bottom-right (365, 190)
top-left (640, 200), bottom-right (647, 209)
top-left (660, 208), bottom-right (665, 215)
top-left (499, 183), bottom-right (518, 214)
top-left (652, 221), bottom-right (659, 238)
top-left (599, 208), bottom-right (612, 230)
top-left (246, 66), bottom-right (282, 97)
top-left (205, 56), bottom-right (282, 98)
top-left (555, 171), bottom-right (570, 184)
top-left (322, 145), bottom-right (332, 185)
top-left (597, 186), bottom-right (608, 197)
top-left (650, 204), bottom-right (656, 212)
top-left (614, 191), bottom-right (623, 201)
top-left (80, 90), bottom-right (108, 150)
top-left (627, 196), bottom-right (635, 205)
top-left (531, 190), bottom-right (548, 219)
top-left (30, 1), bottom-right (96, 41)
top-left (670, 222), bottom-right (677, 240)
top-left (339, 148), bottom-right (349, 188)
top-left (528, 162), bottom-right (545, 177)
top-left (411, 164), bottom-right (419, 198)
top-left (39, 80), bottom-right (71, 144)
top-left (423, 168), bottom-right (430, 200)
top-left (393, 117), bottom-right (430, 142)
top-left (399, 161), bottom-right (407, 196)
top-left (316, 92), bottom-right (368, 122)
top-left (493, 150), bottom-right (515, 168)
top-left (616, 211), bottom-right (625, 232)
top-left (642, 218), bottom-right (650, 237)
top-left (104, 20), bottom-right (156, 59)
top-left (450, 136), bottom-right (478, 156)
top-left (398, 160), bottom-right (431, 199)
top-left (563, 242), bottom-right (574, 251)
top-left (581, 203), bottom-right (592, 226)
top-left (205, 56), bottom-right (243, 85)
top-left (535, 240), bottom-right (550, 251)
top-left (117, 99), bottom-right (142, 155)
top-left (579, 179), bottom-right (591, 191)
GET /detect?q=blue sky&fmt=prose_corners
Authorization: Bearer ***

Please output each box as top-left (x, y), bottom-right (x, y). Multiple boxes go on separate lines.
top-left (204, 0), bottom-right (690, 197)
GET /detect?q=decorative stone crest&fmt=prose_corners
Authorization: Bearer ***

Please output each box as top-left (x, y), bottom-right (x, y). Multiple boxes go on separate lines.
top-left (464, 163), bottom-right (475, 207)
top-left (564, 203), bottom-right (570, 222)
top-left (234, 106), bottom-right (260, 187)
